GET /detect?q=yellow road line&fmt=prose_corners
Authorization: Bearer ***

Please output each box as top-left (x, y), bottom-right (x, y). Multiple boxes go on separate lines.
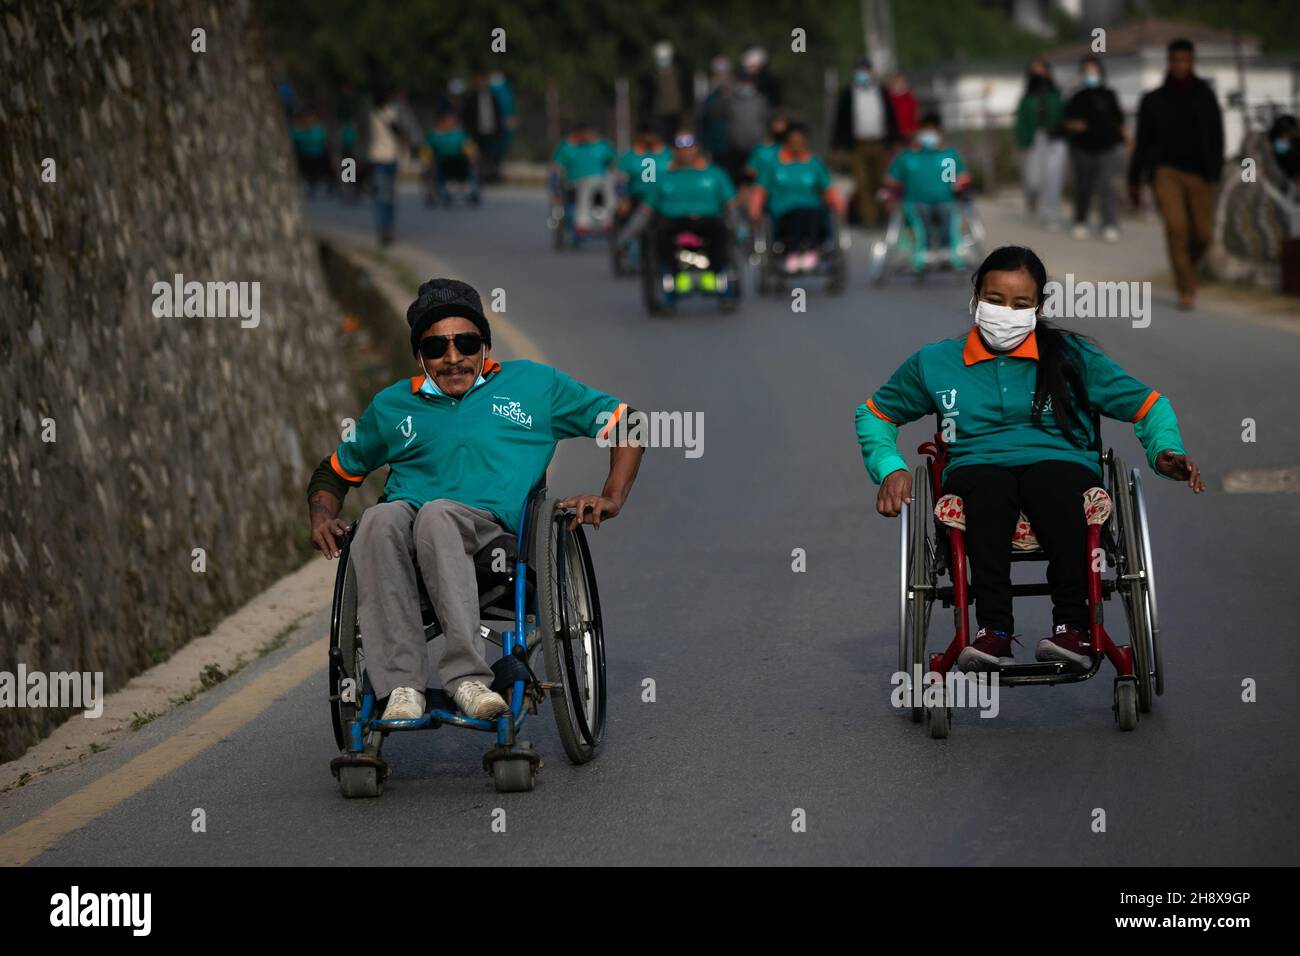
top-left (0, 639), bottom-right (324, 867)
top-left (0, 238), bottom-right (555, 867)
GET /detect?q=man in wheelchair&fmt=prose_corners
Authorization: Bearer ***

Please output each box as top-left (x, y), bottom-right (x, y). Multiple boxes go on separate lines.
top-left (857, 246), bottom-right (1203, 674)
top-left (747, 121), bottom-right (846, 274)
top-left (643, 130), bottom-right (739, 281)
top-left (307, 279), bottom-right (643, 721)
top-left (878, 112), bottom-right (972, 271)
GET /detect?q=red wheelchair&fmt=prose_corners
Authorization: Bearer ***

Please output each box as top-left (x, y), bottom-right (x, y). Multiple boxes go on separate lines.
top-left (898, 415), bottom-right (1164, 737)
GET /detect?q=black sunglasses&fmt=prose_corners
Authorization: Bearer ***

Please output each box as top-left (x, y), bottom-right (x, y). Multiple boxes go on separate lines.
top-left (419, 332), bottom-right (483, 359)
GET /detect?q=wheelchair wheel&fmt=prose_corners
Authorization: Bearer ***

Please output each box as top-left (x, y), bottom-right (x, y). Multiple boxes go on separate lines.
top-left (899, 464), bottom-right (933, 723)
top-left (1114, 681), bottom-right (1139, 731)
top-left (1110, 456), bottom-right (1154, 713)
top-left (868, 210), bottom-right (903, 286)
top-left (329, 533), bottom-right (364, 751)
top-left (492, 756), bottom-right (536, 793)
top-left (1132, 470), bottom-right (1164, 697)
top-left (533, 499), bottom-right (607, 764)
top-left (641, 236), bottom-right (670, 316)
top-left (338, 764), bottom-right (384, 798)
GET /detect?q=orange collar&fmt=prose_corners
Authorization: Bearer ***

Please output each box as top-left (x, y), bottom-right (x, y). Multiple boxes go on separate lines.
top-left (409, 357), bottom-right (501, 392)
top-left (962, 327), bottom-right (1039, 364)
top-left (778, 147), bottom-right (811, 163)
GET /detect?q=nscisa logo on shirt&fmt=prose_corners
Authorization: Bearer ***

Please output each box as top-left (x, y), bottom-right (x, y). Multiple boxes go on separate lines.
top-left (492, 397), bottom-right (533, 430)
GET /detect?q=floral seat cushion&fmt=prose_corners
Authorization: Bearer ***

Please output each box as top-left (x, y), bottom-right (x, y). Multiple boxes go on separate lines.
top-left (933, 487), bottom-right (1112, 552)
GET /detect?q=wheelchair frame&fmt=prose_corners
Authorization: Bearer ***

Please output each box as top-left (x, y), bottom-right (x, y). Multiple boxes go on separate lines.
top-left (640, 214), bottom-right (742, 316)
top-left (548, 175), bottom-right (615, 251)
top-left (753, 208), bottom-right (849, 296)
top-left (866, 197), bottom-right (987, 287)
top-left (328, 486), bottom-right (608, 795)
top-left (897, 415), bottom-right (1164, 737)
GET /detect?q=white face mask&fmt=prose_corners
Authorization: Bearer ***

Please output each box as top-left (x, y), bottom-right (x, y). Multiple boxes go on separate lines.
top-left (972, 298), bottom-right (1037, 351)
top-left (419, 351), bottom-right (487, 397)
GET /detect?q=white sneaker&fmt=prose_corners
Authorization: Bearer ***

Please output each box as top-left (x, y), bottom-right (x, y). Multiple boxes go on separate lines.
top-left (1102, 226), bottom-right (1121, 243)
top-left (453, 680), bottom-right (509, 719)
top-left (1071, 223), bottom-right (1090, 240)
top-left (382, 686), bottom-right (425, 720)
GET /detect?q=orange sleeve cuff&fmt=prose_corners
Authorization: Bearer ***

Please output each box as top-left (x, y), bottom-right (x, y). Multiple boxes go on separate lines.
top-left (1131, 390), bottom-right (1160, 422)
top-left (597, 402), bottom-right (627, 441)
top-left (330, 451), bottom-right (364, 484)
top-left (867, 397), bottom-right (897, 425)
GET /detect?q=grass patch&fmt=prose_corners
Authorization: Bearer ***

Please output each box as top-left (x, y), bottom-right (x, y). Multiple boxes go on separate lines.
top-left (130, 710), bottom-right (160, 731)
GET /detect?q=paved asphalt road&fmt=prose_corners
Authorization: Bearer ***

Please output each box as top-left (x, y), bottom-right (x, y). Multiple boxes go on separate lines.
top-left (6, 186), bottom-right (1299, 865)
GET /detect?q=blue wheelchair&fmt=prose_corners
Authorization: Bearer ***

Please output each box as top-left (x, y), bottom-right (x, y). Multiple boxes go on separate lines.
top-left (328, 486), bottom-right (606, 796)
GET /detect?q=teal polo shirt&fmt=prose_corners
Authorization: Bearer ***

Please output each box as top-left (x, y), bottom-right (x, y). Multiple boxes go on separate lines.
top-left (855, 328), bottom-right (1186, 484)
top-left (757, 152), bottom-right (832, 219)
top-left (293, 124), bottom-right (327, 158)
top-left (330, 359), bottom-right (629, 532)
top-left (746, 141), bottom-right (780, 180)
top-left (645, 162), bottom-right (735, 218)
top-left (552, 138), bottom-right (615, 181)
top-left (617, 148), bottom-right (671, 200)
top-left (426, 127), bottom-right (468, 158)
top-left (885, 145), bottom-right (965, 204)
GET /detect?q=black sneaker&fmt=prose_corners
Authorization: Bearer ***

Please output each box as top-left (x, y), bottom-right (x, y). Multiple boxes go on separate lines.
top-left (957, 628), bottom-right (1017, 673)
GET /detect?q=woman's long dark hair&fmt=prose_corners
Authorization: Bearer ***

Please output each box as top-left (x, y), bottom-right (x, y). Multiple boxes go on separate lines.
top-left (970, 246), bottom-right (1093, 448)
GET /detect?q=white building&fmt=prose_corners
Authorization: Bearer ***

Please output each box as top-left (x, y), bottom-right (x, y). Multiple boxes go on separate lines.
top-left (912, 18), bottom-right (1300, 152)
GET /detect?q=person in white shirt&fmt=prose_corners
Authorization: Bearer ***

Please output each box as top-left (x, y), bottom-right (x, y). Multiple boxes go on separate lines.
top-left (832, 55), bottom-right (900, 229)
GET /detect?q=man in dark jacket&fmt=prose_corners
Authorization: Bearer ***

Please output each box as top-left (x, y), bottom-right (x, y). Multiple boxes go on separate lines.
top-left (639, 41), bottom-right (694, 141)
top-left (462, 71), bottom-right (504, 183)
top-left (1128, 38), bottom-right (1225, 310)
top-left (1064, 55), bottom-right (1126, 242)
top-left (832, 55), bottom-right (900, 228)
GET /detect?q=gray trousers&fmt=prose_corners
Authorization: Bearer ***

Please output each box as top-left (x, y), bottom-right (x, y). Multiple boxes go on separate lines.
top-left (1023, 130), bottom-right (1067, 225)
top-left (1070, 145), bottom-right (1121, 229)
top-left (351, 499), bottom-right (505, 699)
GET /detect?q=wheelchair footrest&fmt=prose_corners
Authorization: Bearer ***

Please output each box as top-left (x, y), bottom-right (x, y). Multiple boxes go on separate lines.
top-left (330, 751), bottom-right (389, 781)
top-left (999, 661), bottom-right (1069, 677)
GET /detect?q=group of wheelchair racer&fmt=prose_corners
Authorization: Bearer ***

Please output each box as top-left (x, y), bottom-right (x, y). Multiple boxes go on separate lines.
top-left (548, 106), bottom-right (985, 309)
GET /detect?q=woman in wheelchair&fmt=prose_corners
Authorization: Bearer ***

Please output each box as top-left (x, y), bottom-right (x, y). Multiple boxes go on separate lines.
top-left (747, 121), bottom-right (845, 274)
top-left (857, 245), bottom-right (1203, 674)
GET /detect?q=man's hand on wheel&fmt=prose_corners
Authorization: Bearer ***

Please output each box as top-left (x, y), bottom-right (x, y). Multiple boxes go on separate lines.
top-left (1155, 450), bottom-right (1205, 493)
top-left (876, 469), bottom-right (913, 517)
top-left (311, 518), bottom-right (350, 559)
top-left (557, 494), bottom-right (621, 530)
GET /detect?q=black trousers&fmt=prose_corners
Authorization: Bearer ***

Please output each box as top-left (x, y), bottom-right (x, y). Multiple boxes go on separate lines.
top-left (776, 207), bottom-right (828, 251)
top-left (943, 460), bottom-right (1097, 634)
top-left (656, 216), bottom-right (729, 270)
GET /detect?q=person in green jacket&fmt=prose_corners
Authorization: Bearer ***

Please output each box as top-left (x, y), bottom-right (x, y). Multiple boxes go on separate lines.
top-left (550, 120), bottom-right (617, 234)
top-left (1015, 59), bottom-right (1067, 228)
top-left (422, 110), bottom-right (480, 206)
top-left (857, 246), bottom-right (1203, 675)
